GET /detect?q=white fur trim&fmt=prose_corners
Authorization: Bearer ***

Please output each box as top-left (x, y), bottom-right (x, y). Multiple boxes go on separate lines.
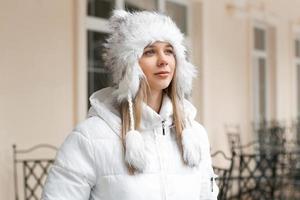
top-left (181, 128), bottom-right (202, 167)
top-left (125, 130), bottom-right (147, 172)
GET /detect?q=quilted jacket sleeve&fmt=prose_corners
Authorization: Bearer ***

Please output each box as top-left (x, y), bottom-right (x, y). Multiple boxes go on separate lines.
top-left (42, 131), bottom-right (96, 200)
top-left (198, 124), bottom-right (219, 200)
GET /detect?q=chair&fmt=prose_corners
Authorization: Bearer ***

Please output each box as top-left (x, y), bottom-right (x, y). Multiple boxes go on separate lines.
top-left (13, 144), bottom-right (57, 200)
top-left (253, 119), bottom-right (286, 155)
top-left (225, 124), bottom-right (242, 155)
top-left (212, 150), bottom-right (235, 200)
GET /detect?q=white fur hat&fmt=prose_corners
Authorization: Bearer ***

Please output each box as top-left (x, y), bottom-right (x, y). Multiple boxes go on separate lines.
top-left (103, 10), bottom-right (196, 102)
top-left (103, 10), bottom-right (200, 172)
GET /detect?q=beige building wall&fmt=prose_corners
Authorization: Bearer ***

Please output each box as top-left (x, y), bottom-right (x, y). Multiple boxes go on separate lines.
top-left (1, 0), bottom-right (300, 199)
top-left (196, 0), bottom-right (251, 154)
top-left (0, 0), bottom-right (75, 199)
top-left (190, 0), bottom-right (300, 158)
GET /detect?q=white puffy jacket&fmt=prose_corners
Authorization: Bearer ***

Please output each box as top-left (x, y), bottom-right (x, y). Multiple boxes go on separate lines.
top-left (42, 87), bottom-right (219, 200)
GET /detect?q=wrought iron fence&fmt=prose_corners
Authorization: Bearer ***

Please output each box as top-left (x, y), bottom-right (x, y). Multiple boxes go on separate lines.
top-left (213, 120), bottom-right (300, 200)
top-left (213, 146), bottom-right (300, 200)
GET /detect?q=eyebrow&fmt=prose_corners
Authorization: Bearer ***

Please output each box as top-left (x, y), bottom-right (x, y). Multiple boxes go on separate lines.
top-left (145, 44), bottom-right (173, 49)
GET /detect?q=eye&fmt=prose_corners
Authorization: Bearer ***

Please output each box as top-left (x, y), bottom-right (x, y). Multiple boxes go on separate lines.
top-left (165, 49), bottom-right (174, 55)
top-left (143, 49), bottom-right (155, 56)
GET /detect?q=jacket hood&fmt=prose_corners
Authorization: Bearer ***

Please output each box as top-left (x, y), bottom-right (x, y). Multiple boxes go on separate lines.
top-left (87, 87), bottom-right (197, 137)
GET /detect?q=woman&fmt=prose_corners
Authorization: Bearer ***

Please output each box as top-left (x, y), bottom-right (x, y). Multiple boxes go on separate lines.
top-left (42, 10), bottom-right (219, 200)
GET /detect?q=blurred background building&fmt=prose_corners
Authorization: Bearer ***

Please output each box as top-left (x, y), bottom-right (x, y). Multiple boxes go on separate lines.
top-left (1, 0), bottom-right (300, 199)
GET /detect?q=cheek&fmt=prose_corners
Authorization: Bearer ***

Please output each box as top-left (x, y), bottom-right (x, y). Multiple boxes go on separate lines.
top-left (170, 58), bottom-right (176, 75)
top-left (169, 55), bottom-right (176, 67)
top-left (139, 60), bottom-right (152, 78)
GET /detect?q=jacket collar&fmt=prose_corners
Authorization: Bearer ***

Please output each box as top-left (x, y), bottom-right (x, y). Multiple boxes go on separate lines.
top-left (88, 87), bottom-right (196, 137)
top-left (139, 92), bottom-right (173, 131)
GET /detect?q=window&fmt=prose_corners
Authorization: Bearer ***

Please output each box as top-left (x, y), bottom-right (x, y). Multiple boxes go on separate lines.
top-left (295, 39), bottom-right (300, 58)
top-left (253, 25), bottom-right (268, 123)
top-left (86, 0), bottom-right (113, 109)
top-left (296, 38), bottom-right (300, 118)
top-left (87, 0), bottom-right (115, 19)
top-left (166, 1), bottom-right (188, 34)
top-left (125, 0), bottom-right (158, 12)
top-left (296, 37), bottom-right (300, 143)
top-left (297, 63), bottom-right (300, 118)
top-left (258, 57), bottom-right (267, 120)
top-left (254, 27), bottom-right (266, 51)
top-left (87, 31), bottom-right (110, 108)
top-left (252, 24), bottom-right (278, 151)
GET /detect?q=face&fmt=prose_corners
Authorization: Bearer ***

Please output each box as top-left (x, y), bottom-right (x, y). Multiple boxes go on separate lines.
top-left (139, 41), bottom-right (176, 93)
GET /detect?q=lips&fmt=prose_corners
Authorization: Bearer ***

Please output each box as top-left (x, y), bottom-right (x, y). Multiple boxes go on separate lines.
top-left (154, 71), bottom-right (170, 78)
top-left (154, 71), bottom-right (169, 75)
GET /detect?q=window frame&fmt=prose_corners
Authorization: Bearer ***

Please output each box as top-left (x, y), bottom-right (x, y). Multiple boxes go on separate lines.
top-left (252, 21), bottom-right (270, 124)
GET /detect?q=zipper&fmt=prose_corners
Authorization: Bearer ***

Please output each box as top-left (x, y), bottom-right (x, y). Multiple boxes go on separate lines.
top-left (154, 129), bottom-right (167, 200)
top-left (162, 120), bottom-right (166, 135)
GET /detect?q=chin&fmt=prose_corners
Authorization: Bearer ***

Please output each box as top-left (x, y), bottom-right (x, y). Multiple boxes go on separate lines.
top-left (154, 82), bottom-right (172, 91)
top-left (149, 77), bottom-right (173, 92)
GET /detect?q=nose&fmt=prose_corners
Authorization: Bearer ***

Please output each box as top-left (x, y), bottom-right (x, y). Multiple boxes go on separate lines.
top-left (157, 52), bottom-right (168, 67)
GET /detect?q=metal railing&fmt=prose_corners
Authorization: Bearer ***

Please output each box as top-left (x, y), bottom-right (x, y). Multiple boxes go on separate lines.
top-left (213, 120), bottom-right (300, 200)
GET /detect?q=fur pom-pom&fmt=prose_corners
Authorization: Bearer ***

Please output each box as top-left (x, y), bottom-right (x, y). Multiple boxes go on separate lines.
top-left (125, 130), bottom-right (147, 172)
top-left (181, 128), bottom-right (202, 167)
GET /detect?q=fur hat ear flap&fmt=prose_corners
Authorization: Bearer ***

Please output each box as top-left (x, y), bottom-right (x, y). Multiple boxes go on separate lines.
top-left (124, 93), bottom-right (147, 172)
top-left (181, 118), bottom-right (202, 167)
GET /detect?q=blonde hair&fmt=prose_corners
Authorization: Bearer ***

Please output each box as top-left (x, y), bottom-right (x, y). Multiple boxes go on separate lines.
top-left (120, 72), bottom-right (185, 172)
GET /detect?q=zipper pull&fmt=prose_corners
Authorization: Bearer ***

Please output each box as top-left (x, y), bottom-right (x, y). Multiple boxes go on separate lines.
top-left (162, 120), bottom-right (166, 135)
